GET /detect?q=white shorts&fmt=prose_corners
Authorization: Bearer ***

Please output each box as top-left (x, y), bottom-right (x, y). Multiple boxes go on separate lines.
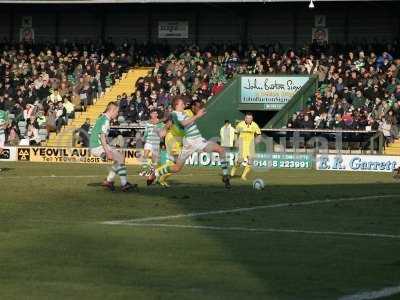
top-left (90, 146), bottom-right (105, 157)
top-left (177, 137), bottom-right (215, 163)
top-left (0, 133), bottom-right (5, 148)
top-left (144, 143), bottom-right (160, 163)
top-left (90, 146), bottom-right (124, 164)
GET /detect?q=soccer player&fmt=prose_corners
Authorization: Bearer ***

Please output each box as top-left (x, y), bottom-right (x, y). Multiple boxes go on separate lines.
top-left (230, 112), bottom-right (261, 180)
top-left (148, 97), bottom-right (231, 188)
top-left (157, 118), bottom-right (181, 188)
top-left (157, 101), bottom-right (197, 188)
top-left (140, 109), bottom-right (165, 176)
top-left (90, 102), bottom-right (137, 192)
top-left (158, 101), bottom-right (202, 188)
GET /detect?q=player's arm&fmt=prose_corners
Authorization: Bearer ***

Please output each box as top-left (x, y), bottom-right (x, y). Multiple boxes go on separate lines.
top-left (254, 123), bottom-right (262, 143)
top-left (158, 129), bottom-right (167, 138)
top-left (100, 133), bottom-right (113, 159)
top-left (100, 132), bottom-right (113, 160)
top-left (179, 109), bottom-right (206, 127)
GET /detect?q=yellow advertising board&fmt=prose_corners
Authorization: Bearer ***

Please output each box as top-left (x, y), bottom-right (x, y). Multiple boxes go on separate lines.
top-left (17, 147), bottom-right (143, 165)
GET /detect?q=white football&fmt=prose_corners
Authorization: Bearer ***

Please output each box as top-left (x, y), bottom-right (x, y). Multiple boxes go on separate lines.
top-left (253, 178), bottom-right (265, 190)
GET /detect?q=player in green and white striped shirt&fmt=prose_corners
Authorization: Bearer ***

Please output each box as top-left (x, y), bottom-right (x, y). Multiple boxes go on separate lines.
top-left (147, 98), bottom-right (231, 188)
top-left (89, 102), bottom-right (137, 192)
top-left (140, 110), bottom-right (165, 176)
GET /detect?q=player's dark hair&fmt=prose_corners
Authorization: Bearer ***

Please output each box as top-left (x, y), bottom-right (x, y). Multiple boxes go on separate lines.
top-left (190, 99), bottom-right (202, 108)
top-left (245, 112), bottom-right (253, 117)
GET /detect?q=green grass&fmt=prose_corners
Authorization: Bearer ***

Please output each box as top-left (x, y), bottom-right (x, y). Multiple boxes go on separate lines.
top-left (0, 162), bottom-right (399, 300)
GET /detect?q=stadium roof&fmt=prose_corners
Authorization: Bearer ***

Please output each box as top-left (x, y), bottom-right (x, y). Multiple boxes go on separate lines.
top-left (0, 0), bottom-right (394, 3)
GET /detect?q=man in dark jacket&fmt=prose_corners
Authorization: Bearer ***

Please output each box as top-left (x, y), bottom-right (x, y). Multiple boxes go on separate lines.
top-left (79, 118), bottom-right (91, 147)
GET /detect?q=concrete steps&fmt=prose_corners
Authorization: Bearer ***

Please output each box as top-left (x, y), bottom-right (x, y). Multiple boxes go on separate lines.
top-left (45, 68), bottom-right (151, 147)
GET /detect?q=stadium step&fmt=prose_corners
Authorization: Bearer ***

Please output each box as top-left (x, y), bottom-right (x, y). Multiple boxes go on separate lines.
top-left (45, 67), bottom-right (151, 147)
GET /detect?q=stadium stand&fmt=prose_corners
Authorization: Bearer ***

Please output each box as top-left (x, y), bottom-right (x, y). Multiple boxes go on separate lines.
top-left (1, 40), bottom-right (399, 151)
top-left (101, 41), bottom-right (400, 150)
top-left (47, 68), bottom-right (150, 147)
top-left (0, 42), bottom-right (130, 145)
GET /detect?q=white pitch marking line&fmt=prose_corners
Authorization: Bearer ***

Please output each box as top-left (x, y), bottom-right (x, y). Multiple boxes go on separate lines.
top-left (104, 222), bottom-right (400, 240)
top-left (102, 194), bottom-right (397, 225)
top-left (338, 285), bottom-right (400, 300)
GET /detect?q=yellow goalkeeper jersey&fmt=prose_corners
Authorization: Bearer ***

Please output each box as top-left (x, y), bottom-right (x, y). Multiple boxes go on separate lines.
top-left (235, 121), bottom-right (261, 143)
top-left (235, 121), bottom-right (261, 161)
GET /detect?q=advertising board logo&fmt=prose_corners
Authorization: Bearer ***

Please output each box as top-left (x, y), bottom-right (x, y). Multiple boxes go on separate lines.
top-left (18, 148), bottom-right (30, 161)
top-left (0, 148), bottom-right (10, 160)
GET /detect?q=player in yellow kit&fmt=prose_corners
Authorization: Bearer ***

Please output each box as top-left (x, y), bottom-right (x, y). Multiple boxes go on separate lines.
top-left (158, 104), bottom-right (194, 187)
top-left (230, 112), bottom-right (261, 180)
top-left (158, 119), bottom-right (182, 187)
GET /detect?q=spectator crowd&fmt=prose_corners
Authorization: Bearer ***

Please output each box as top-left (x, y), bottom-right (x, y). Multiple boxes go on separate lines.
top-left (115, 40), bottom-right (400, 146)
top-left (0, 40), bottom-right (128, 145)
top-left (286, 46), bottom-right (400, 145)
top-left (1, 39), bottom-right (399, 147)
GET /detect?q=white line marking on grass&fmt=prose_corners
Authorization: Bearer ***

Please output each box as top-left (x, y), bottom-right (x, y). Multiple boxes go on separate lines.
top-left (338, 285), bottom-right (400, 300)
top-left (104, 222), bottom-right (400, 240)
top-left (102, 194), bottom-right (397, 225)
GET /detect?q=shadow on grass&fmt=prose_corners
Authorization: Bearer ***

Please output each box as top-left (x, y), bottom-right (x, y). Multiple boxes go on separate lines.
top-left (102, 181), bottom-right (400, 299)
top-left (2, 178), bottom-right (400, 299)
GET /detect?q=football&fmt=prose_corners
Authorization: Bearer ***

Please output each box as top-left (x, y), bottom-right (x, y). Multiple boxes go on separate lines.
top-left (253, 178), bottom-right (265, 190)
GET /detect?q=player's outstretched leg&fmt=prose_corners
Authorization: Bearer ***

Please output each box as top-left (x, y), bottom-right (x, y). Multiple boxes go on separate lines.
top-left (158, 173), bottom-right (171, 188)
top-left (241, 164), bottom-right (251, 181)
top-left (158, 160), bottom-right (174, 187)
top-left (147, 162), bottom-right (183, 186)
top-left (219, 154), bottom-right (231, 189)
top-left (230, 161), bottom-right (243, 178)
top-left (148, 164), bottom-right (171, 186)
top-left (139, 148), bottom-right (153, 176)
top-left (230, 164), bottom-right (237, 177)
top-left (206, 142), bottom-right (231, 189)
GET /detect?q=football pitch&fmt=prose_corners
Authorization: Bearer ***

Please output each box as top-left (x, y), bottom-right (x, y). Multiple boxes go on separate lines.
top-left (0, 162), bottom-right (399, 300)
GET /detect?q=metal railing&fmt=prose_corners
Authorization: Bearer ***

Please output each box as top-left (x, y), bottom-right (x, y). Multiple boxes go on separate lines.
top-left (262, 128), bottom-right (377, 134)
top-left (261, 128), bottom-right (384, 154)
